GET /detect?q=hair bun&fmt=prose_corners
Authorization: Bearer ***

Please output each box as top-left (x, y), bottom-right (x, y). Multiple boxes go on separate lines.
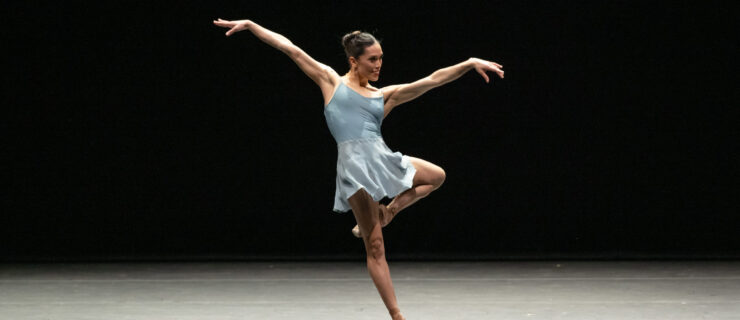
top-left (341, 30), bottom-right (378, 60)
top-left (341, 30), bottom-right (362, 49)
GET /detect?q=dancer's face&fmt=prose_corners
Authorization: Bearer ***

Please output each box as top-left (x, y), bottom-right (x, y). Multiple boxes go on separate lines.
top-left (350, 42), bottom-right (383, 82)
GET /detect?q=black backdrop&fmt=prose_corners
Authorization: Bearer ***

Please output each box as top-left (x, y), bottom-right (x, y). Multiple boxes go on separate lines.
top-left (3, 1), bottom-right (738, 261)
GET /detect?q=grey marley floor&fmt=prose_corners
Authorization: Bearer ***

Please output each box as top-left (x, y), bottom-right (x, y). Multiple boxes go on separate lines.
top-left (1, 261), bottom-right (739, 320)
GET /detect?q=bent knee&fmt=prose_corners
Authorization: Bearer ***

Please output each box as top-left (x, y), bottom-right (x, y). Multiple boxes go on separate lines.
top-left (366, 237), bottom-right (385, 260)
top-left (433, 168), bottom-right (446, 189)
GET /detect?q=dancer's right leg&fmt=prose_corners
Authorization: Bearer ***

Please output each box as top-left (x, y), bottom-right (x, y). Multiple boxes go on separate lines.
top-left (348, 188), bottom-right (406, 320)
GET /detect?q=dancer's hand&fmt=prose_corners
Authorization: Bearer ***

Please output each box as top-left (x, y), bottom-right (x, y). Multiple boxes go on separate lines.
top-left (469, 58), bottom-right (504, 83)
top-left (212, 18), bottom-right (252, 36)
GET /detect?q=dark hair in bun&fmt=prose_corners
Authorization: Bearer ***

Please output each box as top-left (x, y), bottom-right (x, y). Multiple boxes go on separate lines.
top-left (341, 30), bottom-right (379, 60)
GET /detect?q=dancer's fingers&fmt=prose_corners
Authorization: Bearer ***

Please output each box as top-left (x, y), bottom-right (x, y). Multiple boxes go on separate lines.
top-left (225, 26), bottom-right (239, 36)
top-left (477, 69), bottom-right (489, 83)
top-left (486, 64), bottom-right (504, 79)
top-left (492, 67), bottom-right (504, 78)
top-left (213, 19), bottom-right (235, 26)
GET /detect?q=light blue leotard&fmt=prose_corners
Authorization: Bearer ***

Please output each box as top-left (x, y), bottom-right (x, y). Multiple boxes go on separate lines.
top-left (324, 81), bottom-right (417, 213)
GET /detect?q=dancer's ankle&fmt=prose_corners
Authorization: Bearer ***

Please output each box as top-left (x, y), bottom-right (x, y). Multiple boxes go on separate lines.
top-left (388, 204), bottom-right (397, 216)
top-left (380, 204), bottom-right (394, 227)
top-left (390, 309), bottom-right (404, 320)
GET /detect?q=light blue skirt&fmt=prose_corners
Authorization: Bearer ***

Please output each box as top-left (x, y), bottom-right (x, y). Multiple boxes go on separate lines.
top-left (332, 137), bottom-right (417, 213)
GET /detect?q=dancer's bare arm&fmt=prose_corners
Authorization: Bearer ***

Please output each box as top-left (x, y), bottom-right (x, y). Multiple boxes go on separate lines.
top-left (381, 58), bottom-right (504, 112)
top-left (213, 18), bottom-right (339, 94)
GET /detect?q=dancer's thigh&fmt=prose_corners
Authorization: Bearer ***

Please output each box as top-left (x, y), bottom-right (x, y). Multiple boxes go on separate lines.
top-left (406, 156), bottom-right (446, 187)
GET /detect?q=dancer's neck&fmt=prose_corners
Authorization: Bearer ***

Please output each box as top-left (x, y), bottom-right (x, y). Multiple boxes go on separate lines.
top-left (345, 70), bottom-right (368, 87)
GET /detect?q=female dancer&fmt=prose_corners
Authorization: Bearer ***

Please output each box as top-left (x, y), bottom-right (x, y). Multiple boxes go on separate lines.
top-left (213, 18), bottom-right (503, 320)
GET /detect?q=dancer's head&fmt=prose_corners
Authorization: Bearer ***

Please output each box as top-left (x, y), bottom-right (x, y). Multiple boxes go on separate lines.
top-left (342, 31), bottom-right (382, 81)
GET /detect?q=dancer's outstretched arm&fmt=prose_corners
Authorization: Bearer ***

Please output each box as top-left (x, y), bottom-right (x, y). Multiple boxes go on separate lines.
top-left (382, 58), bottom-right (504, 112)
top-left (213, 18), bottom-right (338, 92)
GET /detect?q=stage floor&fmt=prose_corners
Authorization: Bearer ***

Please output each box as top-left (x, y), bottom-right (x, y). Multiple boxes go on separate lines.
top-left (1, 260), bottom-right (739, 319)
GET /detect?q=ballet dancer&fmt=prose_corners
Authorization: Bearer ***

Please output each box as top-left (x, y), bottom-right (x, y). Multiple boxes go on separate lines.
top-left (213, 18), bottom-right (504, 320)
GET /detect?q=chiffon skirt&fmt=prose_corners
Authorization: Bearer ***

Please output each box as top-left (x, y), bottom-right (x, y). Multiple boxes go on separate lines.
top-left (331, 137), bottom-right (417, 213)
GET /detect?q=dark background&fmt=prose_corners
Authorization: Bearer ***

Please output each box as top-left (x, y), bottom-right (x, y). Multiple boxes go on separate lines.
top-left (2, 1), bottom-right (738, 261)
